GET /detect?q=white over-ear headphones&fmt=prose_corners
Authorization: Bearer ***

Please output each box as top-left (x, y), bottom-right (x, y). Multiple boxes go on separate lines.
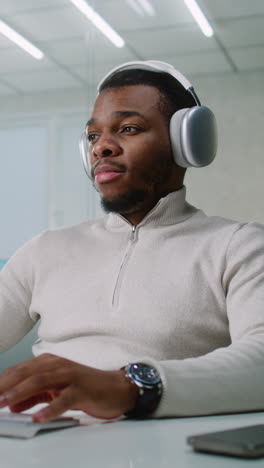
top-left (80, 60), bottom-right (217, 179)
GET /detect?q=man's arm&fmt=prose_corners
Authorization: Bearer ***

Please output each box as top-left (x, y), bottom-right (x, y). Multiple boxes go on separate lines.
top-left (0, 236), bottom-right (139, 421)
top-left (151, 222), bottom-right (264, 417)
top-left (0, 353), bottom-right (138, 421)
top-left (0, 238), bottom-right (38, 352)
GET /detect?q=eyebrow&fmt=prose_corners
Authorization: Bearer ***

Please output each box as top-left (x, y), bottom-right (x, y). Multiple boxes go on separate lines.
top-left (86, 110), bottom-right (144, 128)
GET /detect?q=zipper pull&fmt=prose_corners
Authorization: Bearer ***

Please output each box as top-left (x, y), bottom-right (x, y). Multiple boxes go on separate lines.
top-left (131, 225), bottom-right (136, 241)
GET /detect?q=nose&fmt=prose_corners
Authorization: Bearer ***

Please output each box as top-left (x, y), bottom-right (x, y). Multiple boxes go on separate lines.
top-left (92, 134), bottom-right (121, 159)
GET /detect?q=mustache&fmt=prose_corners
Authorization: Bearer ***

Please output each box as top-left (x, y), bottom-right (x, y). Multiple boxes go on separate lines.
top-left (91, 160), bottom-right (127, 179)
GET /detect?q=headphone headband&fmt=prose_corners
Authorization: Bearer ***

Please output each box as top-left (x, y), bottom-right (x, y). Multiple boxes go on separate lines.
top-left (97, 60), bottom-right (200, 105)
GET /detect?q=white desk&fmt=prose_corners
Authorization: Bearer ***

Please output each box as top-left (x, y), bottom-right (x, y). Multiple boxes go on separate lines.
top-left (1, 411), bottom-right (264, 467)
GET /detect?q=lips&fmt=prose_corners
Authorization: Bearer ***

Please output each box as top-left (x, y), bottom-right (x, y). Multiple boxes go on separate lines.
top-left (93, 164), bottom-right (125, 184)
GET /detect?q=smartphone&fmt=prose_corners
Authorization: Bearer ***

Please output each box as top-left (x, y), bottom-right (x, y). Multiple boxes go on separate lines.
top-left (187, 424), bottom-right (264, 458)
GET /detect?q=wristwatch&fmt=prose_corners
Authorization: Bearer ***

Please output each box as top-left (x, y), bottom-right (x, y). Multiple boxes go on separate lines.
top-left (122, 362), bottom-right (163, 418)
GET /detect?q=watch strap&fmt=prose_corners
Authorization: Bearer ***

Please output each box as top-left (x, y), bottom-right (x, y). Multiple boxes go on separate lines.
top-left (122, 364), bottom-right (162, 418)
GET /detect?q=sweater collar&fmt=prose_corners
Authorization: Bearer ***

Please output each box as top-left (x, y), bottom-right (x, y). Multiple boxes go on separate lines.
top-left (106, 186), bottom-right (198, 230)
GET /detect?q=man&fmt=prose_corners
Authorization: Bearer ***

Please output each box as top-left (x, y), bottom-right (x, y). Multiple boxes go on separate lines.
top-left (0, 61), bottom-right (264, 424)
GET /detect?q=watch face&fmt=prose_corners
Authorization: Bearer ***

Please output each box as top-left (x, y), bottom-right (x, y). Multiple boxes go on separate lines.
top-left (129, 363), bottom-right (161, 386)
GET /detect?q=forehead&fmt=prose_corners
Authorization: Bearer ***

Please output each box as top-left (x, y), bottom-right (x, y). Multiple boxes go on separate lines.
top-left (90, 85), bottom-right (162, 122)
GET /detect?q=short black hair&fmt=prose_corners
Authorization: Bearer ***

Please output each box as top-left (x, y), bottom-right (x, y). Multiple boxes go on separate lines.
top-left (99, 68), bottom-right (197, 121)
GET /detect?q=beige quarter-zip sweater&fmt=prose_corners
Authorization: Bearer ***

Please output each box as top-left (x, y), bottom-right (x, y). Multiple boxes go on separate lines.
top-left (1, 187), bottom-right (264, 417)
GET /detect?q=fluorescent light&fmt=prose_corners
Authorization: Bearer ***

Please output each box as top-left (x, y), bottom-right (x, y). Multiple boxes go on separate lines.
top-left (0, 20), bottom-right (44, 59)
top-left (184, 0), bottom-right (214, 37)
top-left (137, 0), bottom-right (155, 16)
top-left (70, 0), bottom-right (125, 48)
top-left (126, 0), bottom-right (155, 16)
top-left (126, 0), bottom-right (144, 16)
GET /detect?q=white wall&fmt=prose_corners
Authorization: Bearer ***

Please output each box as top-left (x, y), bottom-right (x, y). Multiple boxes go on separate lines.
top-left (0, 124), bottom-right (48, 258)
top-left (186, 70), bottom-right (264, 223)
top-left (0, 104), bottom-right (103, 259)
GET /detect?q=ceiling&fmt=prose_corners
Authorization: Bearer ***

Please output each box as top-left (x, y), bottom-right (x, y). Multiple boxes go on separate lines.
top-left (0, 0), bottom-right (264, 96)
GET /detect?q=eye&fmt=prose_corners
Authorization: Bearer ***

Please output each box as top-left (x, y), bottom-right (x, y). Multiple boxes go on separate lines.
top-left (87, 133), bottom-right (99, 143)
top-left (121, 126), bottom-right (140, 134)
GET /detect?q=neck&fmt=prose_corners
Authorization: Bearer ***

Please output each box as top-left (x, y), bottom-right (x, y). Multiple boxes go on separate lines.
top-left (119, 185), bottom-right (184, 226)
top-left (120, 206), bottom-right (156, 226)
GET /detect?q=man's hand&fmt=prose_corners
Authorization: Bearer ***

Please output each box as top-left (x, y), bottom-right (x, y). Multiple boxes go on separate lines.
top-left (0, 354), bottom-right (138, 422)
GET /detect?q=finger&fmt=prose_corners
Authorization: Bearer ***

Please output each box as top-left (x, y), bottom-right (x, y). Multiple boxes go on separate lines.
top-left (32, 388), bottom-right (77, 423)
top-left (0, 354), bottom-right (59, 394)
top-left (0, 362), bottom-right (34, 394)
top-left (9, 392), bottom-right (53, 413)
top-left (0, 372), bottom-right (66, 409)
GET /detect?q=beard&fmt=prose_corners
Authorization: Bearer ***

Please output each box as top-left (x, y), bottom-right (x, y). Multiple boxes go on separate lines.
top-left (96, 147), bottom-right (175, 216)
top-left (100, 188), bottom-right (147, 214)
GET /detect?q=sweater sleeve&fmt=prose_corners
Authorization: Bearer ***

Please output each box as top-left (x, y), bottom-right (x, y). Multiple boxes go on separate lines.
top-left (147, 222), bottom-right (264, 418)
top-left (0, 237), bottom-right (39, 352)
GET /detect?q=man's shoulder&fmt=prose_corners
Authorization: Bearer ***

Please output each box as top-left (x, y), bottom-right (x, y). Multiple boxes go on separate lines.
top-left (190, 208), bottom-right (242, 232)
top-left (10, 216), bottom-right (109, 260)
top-left (38, 215), bottom-right (108, 242)
top-left (3, 216), bottom-right (109, 274)
top-left (202, 211), bottom-right (263, 231)
top-left (190, 209), bottom-right (264, 249)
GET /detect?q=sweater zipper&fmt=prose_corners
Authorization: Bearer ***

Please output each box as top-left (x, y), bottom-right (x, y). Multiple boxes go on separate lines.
top-left (112, 225), bottom-right (137, 307)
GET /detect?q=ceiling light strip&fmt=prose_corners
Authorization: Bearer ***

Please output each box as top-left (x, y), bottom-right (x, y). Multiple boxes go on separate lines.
top-left (184, 0), bottom-right (214, 37)
top-left (137, 0), bottom-right (155, 16)
top-left (0, 20), bottom-right (44, 59)
top-left (70, 0), bottom-right (125, 48)
top-left (126, 0), bottom-right (144, 16)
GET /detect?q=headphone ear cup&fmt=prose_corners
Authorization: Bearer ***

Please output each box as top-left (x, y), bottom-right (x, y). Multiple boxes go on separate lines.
top-left (79, 132), bottom-right (92, 179)
top-left (169, 106), bottom-right (217, 168)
